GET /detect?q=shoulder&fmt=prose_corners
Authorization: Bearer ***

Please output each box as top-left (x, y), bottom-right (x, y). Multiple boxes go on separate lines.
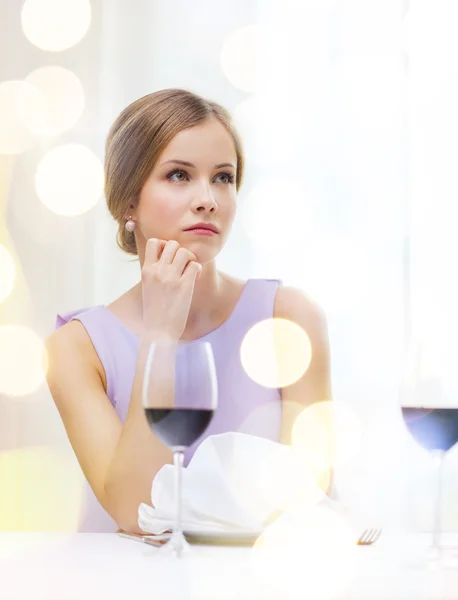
top-left (46, 319), bottom-right (107, 390)
top-left (273, 284), bottom-right (330, 356)
top-left (46, 318), bottom-right (99, 365)
top-left (48, 317), bottom-right (92, 350)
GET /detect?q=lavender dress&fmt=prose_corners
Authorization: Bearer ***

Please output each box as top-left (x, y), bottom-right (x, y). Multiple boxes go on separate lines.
top-left (56, 278), bottom-right (282, 532)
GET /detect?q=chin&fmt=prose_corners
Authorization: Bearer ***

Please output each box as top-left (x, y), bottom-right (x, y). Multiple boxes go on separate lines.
top-left (186, 245), bottom-right (221, 265)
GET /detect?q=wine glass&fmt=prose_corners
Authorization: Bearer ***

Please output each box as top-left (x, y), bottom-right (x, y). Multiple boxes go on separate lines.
top-left (400, 340), bottom-right (458, 569)
top-left (142, 340), bottom-right (217, 557)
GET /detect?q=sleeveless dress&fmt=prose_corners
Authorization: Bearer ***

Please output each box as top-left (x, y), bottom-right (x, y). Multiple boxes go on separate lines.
top-left (56, 278), bottom-right (282, 532)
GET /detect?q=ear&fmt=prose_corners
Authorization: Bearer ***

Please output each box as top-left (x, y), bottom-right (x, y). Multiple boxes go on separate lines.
top-left (124, 201), bottom-right (137, 221)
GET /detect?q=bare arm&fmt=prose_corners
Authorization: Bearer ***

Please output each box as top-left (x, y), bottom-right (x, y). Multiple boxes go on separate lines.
top-left (274, 285), bottom-right (334, 495)
top-left (45, 322), bottom-right (175, 533)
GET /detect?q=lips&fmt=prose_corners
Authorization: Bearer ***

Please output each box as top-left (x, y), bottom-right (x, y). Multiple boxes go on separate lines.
top-left (184, 223), bottom-right (219, 233)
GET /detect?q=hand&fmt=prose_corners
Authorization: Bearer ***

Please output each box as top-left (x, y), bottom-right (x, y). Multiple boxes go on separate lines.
top-left (141, 239), bottom-right (202, 340)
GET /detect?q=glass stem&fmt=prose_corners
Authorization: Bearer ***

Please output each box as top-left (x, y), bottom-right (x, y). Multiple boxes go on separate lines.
top-left (173, 450), bottom-right (184, 536)
top-left (431, 449), bottom-right (445, 556)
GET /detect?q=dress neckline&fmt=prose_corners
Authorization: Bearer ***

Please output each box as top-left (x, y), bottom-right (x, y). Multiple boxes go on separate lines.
top-left (99, 278), bottom-right (252, 344)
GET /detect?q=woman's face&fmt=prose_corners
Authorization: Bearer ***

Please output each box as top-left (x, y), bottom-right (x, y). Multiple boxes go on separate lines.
top-left (132, 117), bottom-right (238, 264)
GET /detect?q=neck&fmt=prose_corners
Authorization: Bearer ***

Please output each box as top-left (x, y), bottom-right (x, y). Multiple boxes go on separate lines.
top-left (187, 261), bottom-right (223, 328)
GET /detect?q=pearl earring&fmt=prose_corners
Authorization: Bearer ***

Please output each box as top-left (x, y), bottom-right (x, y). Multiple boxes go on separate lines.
top-left (125, 215), bottom-right (135, 233)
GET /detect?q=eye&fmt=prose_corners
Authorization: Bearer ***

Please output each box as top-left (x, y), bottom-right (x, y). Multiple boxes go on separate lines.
top-left (215, 172), bottom-right (235, 184)
top-left (167, 169), bottom-right (188, 182)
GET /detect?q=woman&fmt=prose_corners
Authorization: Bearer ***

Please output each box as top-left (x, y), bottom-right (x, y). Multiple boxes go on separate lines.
top-left (45, 88), bottom-right (332, 534)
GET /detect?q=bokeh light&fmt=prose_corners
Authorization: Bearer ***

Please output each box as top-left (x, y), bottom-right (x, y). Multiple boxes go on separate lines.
top-left (242, 178), bottom-right (313, 250)
top-left (0, 245), bottom-right (16, 303)
top-left (278, 400), bottom-right (307, 443)
top-left (19, 66), bottom-right (85, 136)
top-left (21, 0), bottom-right (92, 52)
top-left (292, 401), bottom-right (333, 481)
top-left (0, 446), bottom-right (84, 533)
top-left (255, 444), bottom-right (326, 514)
top-left (35, 143), bottom-right (103, 216)
top-left (240, 318), bottom-right (312, 389)
top-left (237, 399), bottom-right (304, 445)
top-left (254, 506), bottom-right (357, 600)
top-left (223, 434), bottom-right (326, 527)
top-left (220, 24), bottom-right (266, 93)
top-left (0, 326), bottom-right (48, 396)
top-left (292, 401), bottom-right (363, 477)
top-left (0, 81), bottom-right (39, 155)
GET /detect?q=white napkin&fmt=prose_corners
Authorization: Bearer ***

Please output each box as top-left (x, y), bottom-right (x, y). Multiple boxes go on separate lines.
top-left (138, 432), bottom-right (330, 535)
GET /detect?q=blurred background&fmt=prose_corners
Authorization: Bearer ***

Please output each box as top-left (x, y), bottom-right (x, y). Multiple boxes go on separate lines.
top-left (1, 0), bottom-right (458, 532)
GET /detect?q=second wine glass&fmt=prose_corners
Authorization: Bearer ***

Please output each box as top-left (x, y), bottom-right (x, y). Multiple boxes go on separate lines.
top-left (143, 339), bottom-right (218, 557)
top-left (401, 340), bottom-right (458, 569)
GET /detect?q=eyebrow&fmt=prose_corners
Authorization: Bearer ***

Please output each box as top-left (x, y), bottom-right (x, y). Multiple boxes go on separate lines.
top-left (161, 159), bottom-right (236, 170)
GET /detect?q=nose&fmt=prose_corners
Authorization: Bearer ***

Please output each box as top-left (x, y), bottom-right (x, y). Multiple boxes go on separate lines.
top-left (191, 183), bottom-right (218, 213)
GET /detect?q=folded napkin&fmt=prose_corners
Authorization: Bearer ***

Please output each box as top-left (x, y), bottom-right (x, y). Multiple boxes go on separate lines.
top-left (138, 432), bottom-right (330, 535)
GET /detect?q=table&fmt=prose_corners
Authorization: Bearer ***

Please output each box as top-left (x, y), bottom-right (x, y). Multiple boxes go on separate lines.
top-left (1, 532), bottom-right (457, 599)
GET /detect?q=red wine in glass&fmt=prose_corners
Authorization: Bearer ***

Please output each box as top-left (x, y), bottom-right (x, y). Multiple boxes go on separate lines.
top-left (402, 407), bottom-right (458, 452)
top-left (145, 408), bottom-right (214, 448)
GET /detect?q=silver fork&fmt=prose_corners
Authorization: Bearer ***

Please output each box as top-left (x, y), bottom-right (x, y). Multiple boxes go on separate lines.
top-left (357, 528), bottom-right (382, 546)
top-left (117, 532), bottom-right (169, 547)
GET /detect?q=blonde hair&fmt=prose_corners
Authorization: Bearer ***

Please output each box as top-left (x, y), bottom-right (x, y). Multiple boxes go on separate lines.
top-left (104, 88), bottom-right (245, 256)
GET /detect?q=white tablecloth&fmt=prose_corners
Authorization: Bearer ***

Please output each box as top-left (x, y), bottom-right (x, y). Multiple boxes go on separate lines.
top-left (0, 532), bottom-right (457, 599)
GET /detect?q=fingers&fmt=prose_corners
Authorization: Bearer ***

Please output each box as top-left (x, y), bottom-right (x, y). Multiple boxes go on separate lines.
top-left (144, 238), bottom-right (167, 264)
top-left (159, 240), bottom-right (181, 265)
top-left (182, 260), bottom-right (202, 283)
top-left (171, 247), bottom-right (198, 277)
top-left (144, 238), bottom-right (201, 280)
